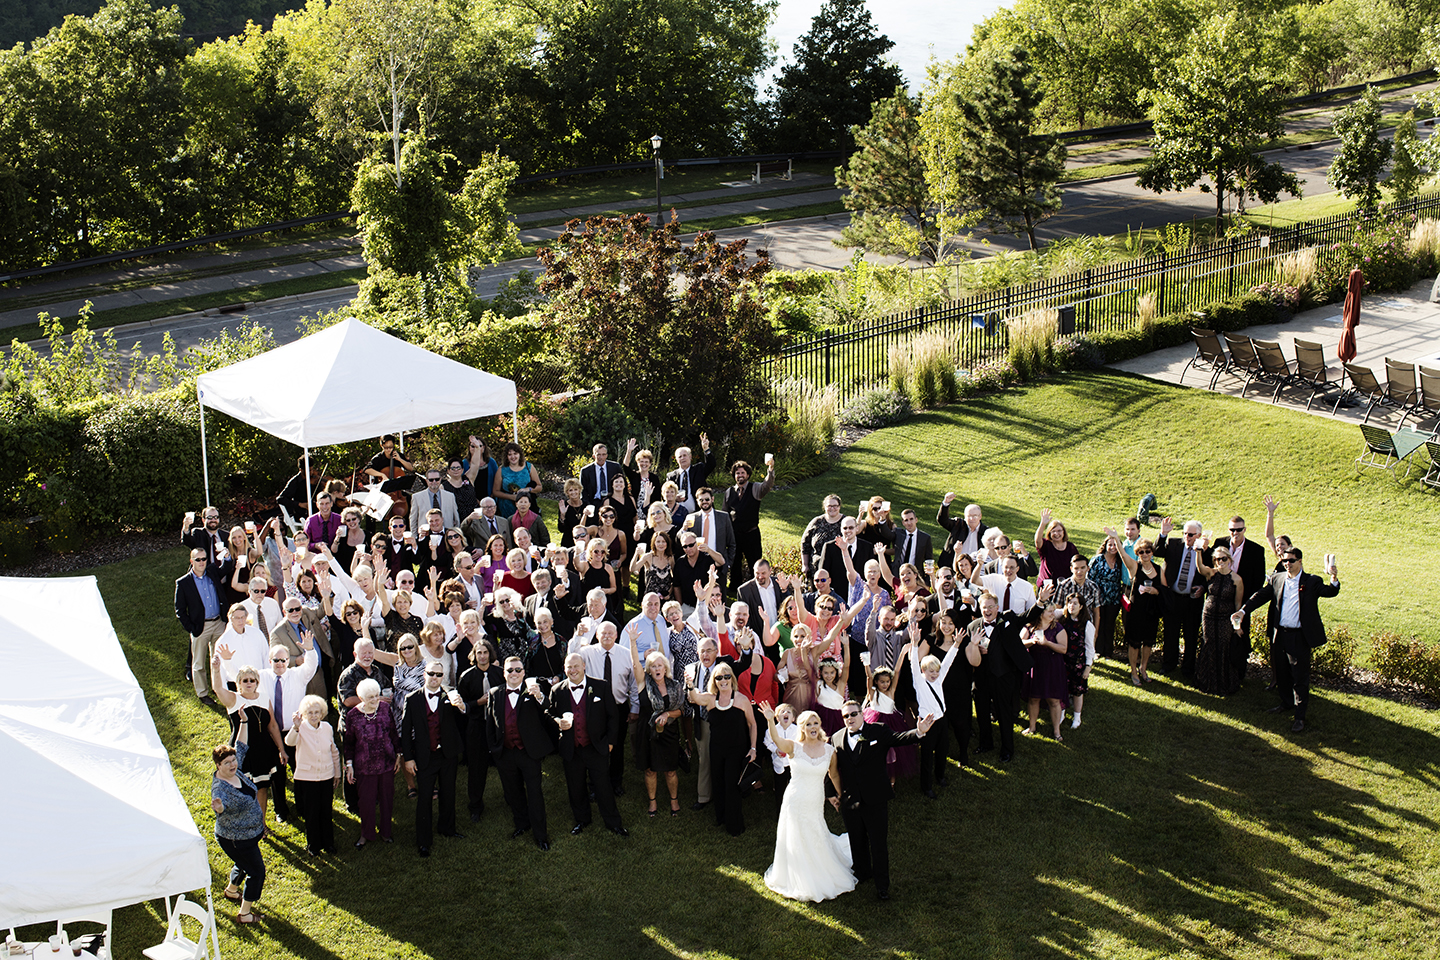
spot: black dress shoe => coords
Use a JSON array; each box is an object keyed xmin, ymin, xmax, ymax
[
  {"xmin": 877, "ymin": 890, "xmax": 891, "ymax": 901},
  {"xmin": 923, "ymin": 788, "xmax": 938, "ymax": 800},
  {"xmin": 1000, "ymin": 750, "xmax": 1014, "ymax": 762},
  {"xmin": 536, "ymin": 840, "xmax": 550, "ymax": 851},
  {"xmin": 612, "ymin": 785, "xmax": 625, "ymax": 797},
  {"xmin": 571, "ymin": 822, "xmax": 588, "ymax": 835},
  {"xmin": 440, "ymin": 831, "xmax": 465, "ymax": 839},
  {"xmin": 1267, "ymin": 704, "xmax": 1292, "ymax": 714},
  {"xmin": 199, "ymin": 695, "xmax": 219, "ymax": 708},
  {"xmin": 976, "ymin": 746, "xmax": 993, "ymax": 754},
  {"xmin": 934, "ymin": 776, "xmax": 949, "ymax": 787},
  {"xmin": 511, "ymin": 827, "xmax": 529, "ymax": 839},
  {"xmin": 608, "ymin": 825, "xmax": 630, "ymax": 837},
  {"xmin": 470, "ymin": 811, "xmax": 482, "ymax": 822},
  {"xmin": 690, "ymin": 800, "xmax": 709, "ymax": 810},
  {"xmin": 1290, "ymin": 719, "xmax": 1306, "ymax": 734},
  {"xmin": 418, "ymin": 846, "xmax": 430, "ymax": 857}
]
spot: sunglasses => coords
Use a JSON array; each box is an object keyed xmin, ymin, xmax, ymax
[
  {"xmin": 425, "ymin": 671, "xmax": 445, "ymax": 677},
  {"xmin": 427, "ymin": 478, "xmax": 442, "ymax": 483},
  {"xmin": 239, "ymin": 679, "xmax": 258, "ymax": 684},
  {"xmin": 399, "ymin": 645, "xmax": 417, "ymax": 651},
  {"xmin": 504, "ymin": 667, "xmax": 524, "ymax": 674},
  {"xmin": 271, "ymin": 656, "xmax": 288, "ymax": 663},
  {"xmin": 447, "ymin": 534, "xmax": 463, "ymax": 541},
  {"xmin": 284, "ymin": 607, "xmax": 301, "ymax": 613},
  {"xmin": 1136, "ymin": 549, "xmax": 1153, "ymax": 555},
  {"xmin": 1229, "ymin": 527, "xmax": 1245, "ymax": 533}
]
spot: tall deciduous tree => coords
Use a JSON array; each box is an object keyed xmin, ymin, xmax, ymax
[
  {"xmin": 1385, "ymin": 111, "xmax": 1430, "ymax": 202},
  {"xmin": 767, "ymin": 0, "xmax": 902, "ymax": 153},
  {"xmin": 1137, "ymin": 12, "xmax": 1300, "ymax": 231},
  {"xmin": 536, "ymin": 214, "xmax": 778, "ymax": 437},
  {"xmin": 1327, "ymin": 87, "xmax": 1391, "ymax": 212},
  {"xmin": 835, "ymin": 86, "xmax": 943, "ymax": 263},
  {"xmin": 925, "ymin": 47, "xmax": 1065, "ymax": 251}
]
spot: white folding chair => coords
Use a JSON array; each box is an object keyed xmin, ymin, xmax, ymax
[
  {"xmin": 143, "ymin": 895, "xmax": 219, "ymax": 960},
  {"xmin": 277, "ymin": 502, "xmax": 303, "ymax": 538}
]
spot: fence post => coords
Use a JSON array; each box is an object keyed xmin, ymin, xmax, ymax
[
  {"xmin": 824, "ymin": 331, "xmax": 832, "ymax": 386},
  {"xmin": 1227, "ymin": 237, "xmax": 1237, "ymax": 298},
  {"xmin": 1158, "ymin": 251, "xmax": 1167, "ymax": 316},
  {"xmin": 1084, "ymin": 268, "xmax": 1093, "ymax": 330}
]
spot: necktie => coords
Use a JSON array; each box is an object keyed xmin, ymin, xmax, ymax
[
  {"xmin": 597, "ymin": 464, "xmax": 606, "ymax": 495},
  {"xmin": 903, "ymin": 534, "xmax": 913, "ymax": 563},
  {"xmin": 651, "ymin": 617, "xmax": 662, "ymax": 656},
  {"xmin": 431, "ymin": 492, "xmax": 440, "ymax": 510},
  {"xmin": 1003, "ymin": 583, "xmax": 1011, "ymax": 613},
  {"xmin": 273, "ymin": 676, "xmax": 284, "ymax": 728},
  {"xmin": 489, "ymin": 518, "xmax": 497, "ymax": 535},
  {"xmin": 255, "ymin": 604, "xmax": 269, "ymax": 639},
  {"xmin": 1178, "ymin": 547, "xmax": 1193, "ymax": 593},
  {"xmin": 603, "ymin": 649, "xmax": 614, "ymax": 698}
]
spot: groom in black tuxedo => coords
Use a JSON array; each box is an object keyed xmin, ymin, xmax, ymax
[{"xmin": 829, "ymin": 700, "xmax": 935, "ymax": 900}]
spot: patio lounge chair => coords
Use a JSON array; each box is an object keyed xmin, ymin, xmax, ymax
[
  {"xmin": 1181, "ymin": 328, "xmax": 1229, "ymax": 389},
  {"xmin": 1292, "ymin": 338, "xmax": 1341, "ymax": 412}
]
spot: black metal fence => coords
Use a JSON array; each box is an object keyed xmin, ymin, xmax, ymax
[{"xmin": 762, "ymin": 194, "xmax": 1440, "ymax": 404}]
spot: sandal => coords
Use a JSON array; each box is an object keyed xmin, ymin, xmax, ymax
[
  {"xmin": 670, "ymin": 799, "xmax": 681, "ymax": 818},
  {"xmin": 407, "ymin": 788, "xmax": 418, "ymax": 799},
  {"xmin": 237, "ymin": 911, "xmax": 262, "ymax": 925},
  {"xmin": 648, "ymin": 799, "xmax": 658, "ymax": 819},
  {"xmin": 1131, "ymin": 671, "xmax": 1142, "ymax": 687},
  {"xmin": 223, "ymin": 887, "xmax": 242, "ymax": 902}
]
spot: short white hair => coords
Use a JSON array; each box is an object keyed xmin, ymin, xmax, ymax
[{"xmin": 356, "ymin": 678, "xmax": 381, "ymax": 699}]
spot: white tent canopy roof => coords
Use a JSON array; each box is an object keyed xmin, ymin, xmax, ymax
[
  {"xmin": 0, "ymin": 576, "xmax": 211, "ymax": 929},
  {"xmin": 196, "ymin": 317, "xmax": 518, "ymax": 448}
]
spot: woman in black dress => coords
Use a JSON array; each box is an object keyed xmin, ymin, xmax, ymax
[
  {"xmin": 688, "ymin": 664, "xmax": 758, "ymax": 836},
  {"xmin": 630, "ymin": 641, "xmax": 686, "ymax": 818},
  {"xmin": 1193, "ymin": 547, "xmax": 1245, "ymax": 695},
  {"xmin": 557, "ymin": 479, "xmax": 587, "ymax": 548},
  {"xmin": 1117, "ymin": 538, "xmax": 1166, "ymax": 686}
]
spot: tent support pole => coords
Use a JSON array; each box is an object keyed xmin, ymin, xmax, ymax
[
  {"xmin": 197, "ymin": 383, "xmax": 211, "ymax": 508},
  {"xmin": 512, "ymin": 406, "xmax": 519, "ymax": 444},
  {"xmin": 303, "ymin": 447, "xmax": 313, "ymax": 520}
]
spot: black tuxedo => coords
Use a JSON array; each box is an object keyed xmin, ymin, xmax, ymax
[
  {"xmin": 967, "ymin": 613, "xmax": 1031, "ymax": 760},
  {"xmin": 737, "ymin": 578, "xmax": 784, "ymax": 632},
  {"xmin": 486, "ymin": 683, "xmax": 557, "ymax": 843},
  {"xmin": 399, "ymin": 688, "xmax": 467, "ymax": 850},
  {"xmin": 548, "ymin": 678, "xmax": 624, "ymax": 830},
  {"xmin": 818, "ymin": 538, "xmax": 875, "ymax": 596},
  {"xmin": 666, "ymin": 448, "xmax": 716, "ymax": 508},
  {"xmin": 890, "ymin": 526, "xmax": 934, "ymax": 570},
  {"xmin": 832, "ymin": 722, "xmax": 923, "ymax": 897},
  {"xmin": 1242, "ymin": 570, "xmax": 1340, "ymax": 721},
  {"xmin": 581, "ymin": 461, "xmax": 618, "ymax": 504},
  {"xmin": 935, "ymin": 503, "xmax": 986, "ymax": 569},
  {"xmin": 526, "ymin": 588, "xmax": 575, "ymax": 638},
  {"xmin": 1156, "ymin": 533, "xmax": 1209, "ymax": 676},
  {"xmin": 181, "ymin": 522, "xmax": 226, "ymax": 564}
]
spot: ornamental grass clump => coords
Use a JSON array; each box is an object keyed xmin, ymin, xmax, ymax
[{"xmin": 1007, "ymin": 308, "xmax": 1058, "ymax": 382}]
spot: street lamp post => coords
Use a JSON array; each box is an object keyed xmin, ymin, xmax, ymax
[{"xmin": 651, "ymin": 134, "xmax": 663, "ymax": 226}]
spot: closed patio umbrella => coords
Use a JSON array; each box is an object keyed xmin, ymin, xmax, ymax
[{"xmin": 1338, "ymin": 267, "xmax": 1363, "ymax": 363}]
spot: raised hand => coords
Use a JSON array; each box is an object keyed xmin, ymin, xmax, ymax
[
  {"xmin": 216, "ymin": 644, "xmax": 234, "ymax": 661},
  {"xmin": 1160, "ymin": 516, "xmax": 1174, "ymax": 537},
  {"xmin": 1264, "ymin": 494, "xmax": 1278, "ymax": 515},
  {"xmin": 942, "ymin": 492, "xmax": 956, "ymax": 506}
]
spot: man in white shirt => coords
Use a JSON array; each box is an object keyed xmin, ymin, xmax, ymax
[
  {"xmin": 260, "ymin": 626, "xmax": 319, "ymax": 824},
  {"xmin": 576, "ymin": 622, "xmax": 638, "ymax": 795},
  {"xmin": 738, "ymin": 560, "xmax": 783, "ymax": 638},
  {"xmin": 974, "ymin": 557, "xmax": 1037, "ymax": 617},
  {"xmin": 890, "ymin": 509, "xmax": 934, "ymax": 570},
  {"xmin": 685, "ymin": 487, "xmax": 735, "ymax": 583},
  {"xmin": 215, "ymin": 605, "xmax": 270, "ymax": 683},
  {"xmin": 453, "ymin": 554, "xmax": 485, "ymax": 610},
  {"xmin": 239, "ymin": 576, "xmax": 283, "ymax": 642}
]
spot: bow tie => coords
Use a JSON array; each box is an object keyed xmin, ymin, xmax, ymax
[
  {"xmin": 570, "ymin": 685, "xmax": 585, "ymax": 695},
  {"xmin": 508, "ymin": 688, "xmax": 523, "ymax": 696}
]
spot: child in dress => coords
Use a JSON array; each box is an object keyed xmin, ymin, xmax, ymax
[{"xmin": 862, "ymin": 667, "xmax": 917, "ymax": 786}]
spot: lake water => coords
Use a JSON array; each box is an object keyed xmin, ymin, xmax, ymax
[{"xmin": 767, "ymin": 0, "xmax": 1010, "ymax": 89}]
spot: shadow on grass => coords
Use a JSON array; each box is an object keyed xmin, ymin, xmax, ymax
[{"xmin": 92, "ymin": 543, "xmax": 1440, "ymax": 959}]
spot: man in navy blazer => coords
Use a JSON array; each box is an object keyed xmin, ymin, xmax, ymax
[
  {"xmin": 549, "ymin": 653, "xmax": 628, "ymax": 837},
  {"xmin": 1237, "ymin": 546, "xmax": 1340, "ymax": 733},
  {"xmin": 174, "ymin": 548, "xmax": 231, "ymax": 703}
]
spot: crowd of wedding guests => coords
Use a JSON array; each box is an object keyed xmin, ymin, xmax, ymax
[{"xmin": 189, "ymin": 433, "xmax": 1339, "ymax": 921}]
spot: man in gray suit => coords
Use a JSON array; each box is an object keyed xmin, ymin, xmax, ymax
[
  {"xmin": 684, "ymin": 487, "xmax": 735, "ymax": 588},
  {"xmin": 410, "ymin": 470, "xmax": 459, "ymax": 535}
]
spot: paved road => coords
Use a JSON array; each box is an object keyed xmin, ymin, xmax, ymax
[{"xmin": 19, "ymin": 125, "xmax": 1434, "ymax": 358}]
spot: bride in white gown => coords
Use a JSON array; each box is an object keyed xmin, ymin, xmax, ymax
[{"xmin": 759, "ymin": 703, "xmax": 857, "ymax": 902}]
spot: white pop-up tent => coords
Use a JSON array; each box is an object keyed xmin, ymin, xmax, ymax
[
  {"xmin": 0, "ymin": 576, "xmax": 211, "ymax": 932},
  {"xmin": 195, "ymin": 317, "xmax": 519, "ymax": 508}
]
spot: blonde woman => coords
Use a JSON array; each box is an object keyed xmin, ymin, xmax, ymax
[{"xmin": 757, "ymin": 703, "xmax": 856, "ymax": 903}]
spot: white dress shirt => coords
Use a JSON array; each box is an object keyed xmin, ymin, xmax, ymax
[
  {"xmin": 978, "ymin": 572, "xmax": 1036, "ymax": 616},
  {"xmin": 261, "ymin": 646, "xmax": 320, "ymax": 731},
  {"xmin": 577, "ymin": 642, "xmax": 637, "ymax": 711},
  {"xmin": 909, "ymin": 640, "xmax": 960, "ymax": 718}
]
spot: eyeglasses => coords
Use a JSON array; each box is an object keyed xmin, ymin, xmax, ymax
[
  {"xmin": 1215, "ymin": 555, "xmax": 1231, "ymax": 562},
  {"xmin": 447, "ymin": 534, "xmax": 463, "ymax": 541},
  {"xmin": 249, "ymin": 587, "xmax": 265, "ymax": 593},
  {"xmin": 842, "ymin": 711, "xmax": 860, "ymax": 720},
  {"xmin": 427, "ymin": 477, "xmax": 442, "ymax": 483},
  {"xmin": 1229, "ymin": 527, "xmax": 1245, "ymax": 533},
  {"xmin": 271, "ymin": 656, "xmax": 288, "ymax": 663},
  {"xmin": 457, "ymin": 563, "xmax": 473, "ymax": 570},
  {"xmin": 284, "ymin": 607, "xmax": 301, "ymax": 613},
  {"xmin": 1136, "ymin": 549, "xmax": 1153, "ymax": 555},
  {"xmin": 814, "ymin": 576, "xmax": 830, "ymax": 583},
  {"xmin": 1283, "ymin": 557, "xmax": 1301, "ymax": 565},
  {"xmin": 399, "ymin": 644, "xmax": 417, "ymax": 651},
  {"xmin": 239, "ymin": 679, "xmax": 258, "ymax": 684},
  {"xmin": 424, "ymin": 670, "xmax": 445, "ymax": 677},
  {"xmin": 504, "ymin": 667, "xmax": 524, "ymax": 674}
]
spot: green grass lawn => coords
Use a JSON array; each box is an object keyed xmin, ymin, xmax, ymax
[
  {"xmin": 15, "ymin": 371, "xmax": 1440, "ymax": 959},
  {"xmin": 508, "ymin": 162, "xmax": 839, "ymax": 215}
]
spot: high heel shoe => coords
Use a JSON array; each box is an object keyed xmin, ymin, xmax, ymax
[
  {"xmin": 648, "ymin": 798, "xmax": 658, "ymax": 819},
  {"xmin": 670, "ymin": 799, "xmax": 681, "ymax": 818}
]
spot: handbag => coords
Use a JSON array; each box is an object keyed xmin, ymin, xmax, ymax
[{"xmin": 736, "ymin": 759, "xmax": 764, "ymax": 796}]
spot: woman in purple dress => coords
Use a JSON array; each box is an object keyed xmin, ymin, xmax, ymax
[
  {"xmin": 343, "ymin": 677, "xmax": 401, "ymax": 847},
  {"xmin": 1033, "ymin": 507, "xmax": 1079, "ymax": 587},
  {"xmin": 1020, "ymin": 602, "xmax": 1069, "ymax": 742}
]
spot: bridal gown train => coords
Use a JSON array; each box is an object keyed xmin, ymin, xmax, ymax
[{"xmin": 763, "ymin": 743, "xmax": 857, "ymax": 902}]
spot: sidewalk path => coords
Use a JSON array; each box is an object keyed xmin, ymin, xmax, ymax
[{"xmin": 1111, "ymin": 277, "xmax": 1440, "ymax": 431}]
